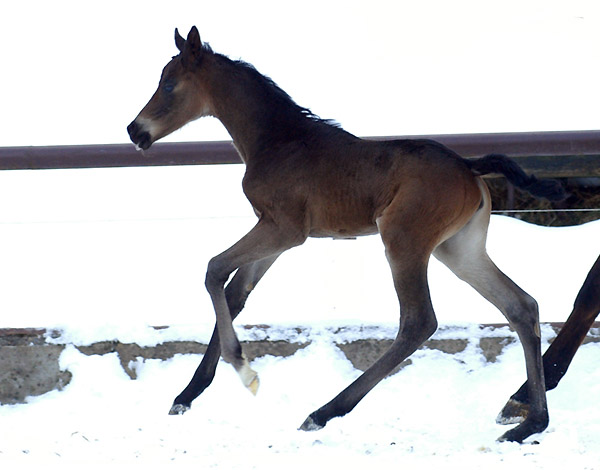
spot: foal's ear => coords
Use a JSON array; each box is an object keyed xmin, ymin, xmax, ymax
[
  {"xmin": 178, "ymin": 26, "xmax": 203, "ymax": 67},
  {"xmin": 186, "ymin": 26, "xmax": 202, "ymax": 53},
  {"xmin": 175, "ymin": 28, "xmax": 186, "ymax": 52}
]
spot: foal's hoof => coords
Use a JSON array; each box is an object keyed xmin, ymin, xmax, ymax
[
  {"xmin": 246, "ymin": 375, "xmax": 260, "ymax": 396},
  {"xmin": 169, "ymin": 403, "xmax": 191, "ymax": 415},
  {"xmin": 497, "ymin": 412, "xmax": 549, "ymax": 443},
  {"xmin": 298, "ymin": 414, "xmax": 324, "ymax": 432},
  {"xmin": 237, "ymin": 359, "xmax": 260, "ymax": 396},
  {"xmin": 496, "ymin": 398, "xmax": 529, "ymax": 425},
  {"xmin": 497, "ymin": 421, "xmax": 546, "ymax": 443}
]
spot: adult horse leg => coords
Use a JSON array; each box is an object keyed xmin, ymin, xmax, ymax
[
  {"xmin": 498, "ymin": 254, "xmax": 600, "ymax": 424},
  {"xmin": 433, "ymin": 192, "xmax": 548, "ymax": 442},
  {"xmin": 300, "ymin": 206, "xmax": 439, "ymax": 431},
  {"xmin": 170, "ymin": 255, "xmax": 279, "ymax": 415}
]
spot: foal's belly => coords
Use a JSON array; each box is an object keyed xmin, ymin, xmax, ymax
[
  {"xmin": 309, "ymin": 226, "xmax": 379, "ymax": 239},
  {"xmin": 307, "ymin": 213, "xmax": 379, "ymax": 239},
  {"xmin": 305, "ymin": 190, "xmax": 382, "ymax": 239}
]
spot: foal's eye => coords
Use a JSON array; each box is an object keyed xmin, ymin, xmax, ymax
[{"xmin": 163, "ymin": 80, "xmax": 176, "ymax": 93}]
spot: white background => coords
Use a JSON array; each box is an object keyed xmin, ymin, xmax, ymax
[{"xmin": 1, "ymin": 0, "xmax": 599, "ymax": 147}]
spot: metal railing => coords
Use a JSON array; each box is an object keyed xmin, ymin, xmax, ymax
[{"xmin": 1, "ymin": 130, "xmax": 599, "ymax": 178}]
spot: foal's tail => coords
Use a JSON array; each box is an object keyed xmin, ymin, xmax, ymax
[{"xmin": 466, "ymin": 154, "xmax": 567, "ymax": 201}]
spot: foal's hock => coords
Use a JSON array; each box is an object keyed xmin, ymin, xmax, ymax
[{"xmin": 128, "ymin": 26, "xmax": 565, "ymax": 443}]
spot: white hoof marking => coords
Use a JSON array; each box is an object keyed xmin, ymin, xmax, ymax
[{"xmin": 238, "ymin": 358, "xmax": 260, "ymax": 395}]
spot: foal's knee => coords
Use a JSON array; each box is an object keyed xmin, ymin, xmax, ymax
[{"xmin": 205, "ymin": 257, "xmax": 230, "ymax": 293}]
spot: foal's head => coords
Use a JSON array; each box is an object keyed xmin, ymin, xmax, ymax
[{"xmin": 127, "ymin": 26, "xmax": 213, "ymax": 150}]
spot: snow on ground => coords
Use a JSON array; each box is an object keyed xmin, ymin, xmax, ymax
[
  {"xmin": 0, "ymin": 165, "xmax": 599, "ymax": 467},
  {"xmin": 1, "ymin": 331, "xmax": 599, "ymax": 468}
]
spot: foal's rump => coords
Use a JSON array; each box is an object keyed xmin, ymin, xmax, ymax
[
  {"xmin": 375, "ymin": 138, "xmax": 566, "ymax": 260},
  {"xmin": 374, "ymin": 138, "xmax": 566, "ymax": 204}
]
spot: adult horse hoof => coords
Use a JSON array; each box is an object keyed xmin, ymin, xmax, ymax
[
  {"xmin": 496, "ymin": 398, "xmax": 528, "ymax": 425},
  {"xmin": 169, "ymin": 403, "xmax": 191, "ymax": 415},
  {"xmin": 298, "ymin": 414, "xmax": 324, "ymax": 432}
]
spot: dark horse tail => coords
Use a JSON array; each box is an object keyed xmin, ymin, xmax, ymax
[{"xmin": 466, "ymin": 153, "xmax": 567, "ymax": 201}]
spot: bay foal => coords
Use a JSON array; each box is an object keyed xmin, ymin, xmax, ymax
[{"xmin": 128, "ymin": 27, "xmax": 565, "ymax": 442}]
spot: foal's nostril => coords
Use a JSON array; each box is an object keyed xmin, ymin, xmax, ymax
[
  {"xmin": 127, "ymin": 119, "xmax": 153, "ymax": 150},
  {"xmin": 127, "ymin": 121, "xmax": 138, "ymax": 139}
]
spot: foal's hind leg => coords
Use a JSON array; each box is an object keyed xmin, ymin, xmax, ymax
[
  {"xmin": 498, "ymin": 254, "xmax": 600, "ymax": 423},
  {"xmin": 433, "ymin": 210, "xmax": 549, "ymax": 442},
  {"xmin": 170, "ymin": 255, "xmax": 279, "ymax": 415}
]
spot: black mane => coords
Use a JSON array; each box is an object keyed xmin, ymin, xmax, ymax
[
  {"xmin": 233, "ymin": 58, "xmax": 322, "ymax": 120},
  {"xmin": 210, "ymin": 47, "xmax": 345, "ymax": 133}
]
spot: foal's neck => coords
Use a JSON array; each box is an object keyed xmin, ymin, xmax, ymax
[{"xmin": 205, "ymin": 55, "xmax": 323, "ymax": 163}]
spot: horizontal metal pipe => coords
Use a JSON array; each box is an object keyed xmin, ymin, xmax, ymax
[
  {"xmin": 0, "ymin": 130, "xmax": 599, "ymax": 175},
  {"xmin": 0, "ymin": 141, "xmax": 242, "ymax": 170}
]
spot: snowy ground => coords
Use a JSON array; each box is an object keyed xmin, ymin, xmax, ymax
[
  {"xmin": 1, "ymin": 328, "xmax": 600, "ymax": 468},
  {"xmin": 0, "ymin": 165, "xmax": 599, "ymax": 468}
]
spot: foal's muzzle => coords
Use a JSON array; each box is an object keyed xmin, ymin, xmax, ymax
[{"xmin": 127, "ymin": 120, "xmax": 153, "ymax": 151}]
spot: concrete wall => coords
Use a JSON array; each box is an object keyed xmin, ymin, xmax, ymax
[{"xmin": 1, "ymin": 324, "xmax": 598, "ymax": 404}]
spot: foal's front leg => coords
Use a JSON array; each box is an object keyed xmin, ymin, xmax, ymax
[
  {"xmin": 204, "ymin": 219, "xmax": 306, "ymax": 394},
  {"xmin": 300, "ymin": 251, "xmax": 438, "ymax": 431},
  {"xmin": 170, "ymin": 255, "xmax": 279, "ymax": 414}
]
